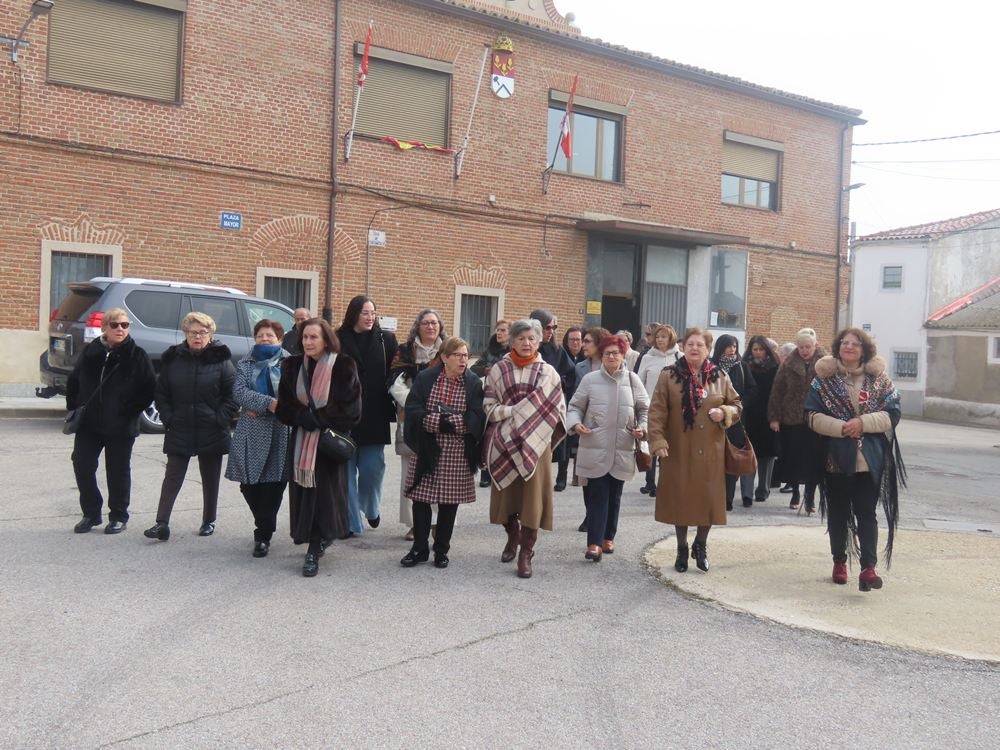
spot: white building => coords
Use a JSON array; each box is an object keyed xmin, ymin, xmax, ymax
[{"xmin": 849, "ymin": 208, "xmax": 1000, "ymax": 417}]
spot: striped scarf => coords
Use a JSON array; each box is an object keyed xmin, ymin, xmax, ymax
[{"xmin": 292, "ymin": 353, "xmax": 335, "ymax": 488}]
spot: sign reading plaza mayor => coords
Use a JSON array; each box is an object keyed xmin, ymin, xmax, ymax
[
  {"xmin": 220, "ymin": 212, "xmax": 242, "ymax": 230},
  {"xmin": 491, "ymin": 35, "xmax": 515, "ymax": 99}
]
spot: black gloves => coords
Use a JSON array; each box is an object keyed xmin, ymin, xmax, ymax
[
  {"xmin": 439, "ymin": 415, "xmax": 456, "ymax": 434},
  {"xmin": 297, "ymin": 409, "xmax": 320, "ymax": 431}
]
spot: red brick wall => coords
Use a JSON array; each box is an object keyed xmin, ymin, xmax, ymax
[{"xmin": 0, "ymin": 0, "xmax": 853, "ymax": 350}]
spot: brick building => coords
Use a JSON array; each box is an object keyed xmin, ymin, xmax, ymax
[{"xmin": 0, "ymin": 0, "xmax": 862, "ymax": 385}]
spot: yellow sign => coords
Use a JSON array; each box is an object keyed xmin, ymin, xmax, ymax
[{"xmin": 586, "ymin": 300, "xmax": 602, "ymax": 315}]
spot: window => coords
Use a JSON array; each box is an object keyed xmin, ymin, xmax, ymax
[
  {"xmin": 50, "ymin": 252, "xmax": 111, "ymax": 316},
  {"xmin": 893, "ymin": 351, "xmax": 919, "ymax": 380},
  {"xmin": 454, "ymin": 286, "xmax": 505, "ymax": 354},
  {"xmin": 256, "ymin": 269, "xmax": 318, "ymax": 316},
  {"xmin": 547, "ymin": 91, "xmax": 624, "ymax": 181},
  {"xmin": 47, "ymin": 0, "xmax": 185, "ymax": 103},
  {"xmin": 125, "ymin": 290, "xmax": 181, "ymax": 330},
  {"xmin": 882, "ymin": 265, "xmax": 903, "ymax": 290},
  {"xmin": 642, "ymin": 245, "xmax": 688, "ymax": 333},
  {"xmin": 190, "ymin": 297, "xmax": 240, "ymax": 337},
  {"xmin": 709, "ymin": 249, "xmax": 748, "ymax": 329},
  {"xmin": 354, "ymin": 46, "xmax": 451, "ymax": 147},
  {"xmin": 721, "ymin": 131, "xmax": 782, "ymax": 210},
  {"xmin": 244, "ymin": 301, "xmax": 294, "ymax": 337},
  {"xmin": 989, "ymin": 337, "xmax": 1000, "ymax": 365}
]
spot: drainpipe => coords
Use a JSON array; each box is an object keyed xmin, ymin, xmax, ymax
[
  {"xmin": 833, "ymin": 123, "xmax": 849, "ymax": 335},
  {"xmin": 324, "ymin": 0, "xmax": 342, "ymax": 324}
]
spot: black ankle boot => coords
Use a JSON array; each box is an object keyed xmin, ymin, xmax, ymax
[
  {"xmin": 674, "ymin": 544, "xmax": 689, "ymax": 573},
  {"xmin": 691, "ymin": 539, "xmax": 709, "ymax": 572}
]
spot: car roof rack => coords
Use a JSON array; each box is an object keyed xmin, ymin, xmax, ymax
[{"xmin": 88, "ymin": 277, "xmax": 248, "ymax": 296}]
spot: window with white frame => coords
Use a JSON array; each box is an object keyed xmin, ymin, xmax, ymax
[
  {"xmin": 882, "ymin": 265, "xmax": 903, "ymax": 290},
  {"xmin": 709, "ymin": 248, "xmax": 748, "ymax": 329},
  {"xmin": 256, "ymin": 268, "xmax": 318, "ymax": 315},
  {"xmin": 454, "ymin": 286, "xmax": 504, "ymax": 354},
  {"xmin": 721, "ymin": 131, "xmax": 782, "ymax": 211},
  {"xmin": 989, "ymin": 336, "xmax": 1000, "ymax": 365},
  {"xmin": 40, "ymin": 240, "xmax": 123, "ymax": 329},
  {"xmin": 893, "ymin": 350, "xmax": 919, "ymax": 380}
]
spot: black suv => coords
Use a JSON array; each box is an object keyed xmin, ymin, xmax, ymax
[{"xmin": 40, "ymin": 277, "xmax": 296, "ymax": 432}]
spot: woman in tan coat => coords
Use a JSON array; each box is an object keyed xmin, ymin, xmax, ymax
[{"xmin": 647, "ymin": 327, "xmax": 742, "ymax": 573}]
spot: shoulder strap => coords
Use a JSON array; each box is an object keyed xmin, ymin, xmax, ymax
[{"xmin": 79, "ymin": 361, "xmax": 121, "ymax": 410}]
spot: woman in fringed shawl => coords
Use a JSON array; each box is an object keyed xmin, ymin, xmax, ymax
[
  {"xmin": 276, "ymin": 319, "xmax": 362, "ymax": 577},
  {"xmin": 483, "ymin": 319, "xmax": 567, "ymax": 579},
  {"xmin": 388, "ymin": 308, "xmax": 447, "ymax": 540},
  {"xmin": 647, "ymin": 328, "xmax": 742, "ymax": 573},
  {"xmin": 806, "ymin": 328, "xmax": 905, "ymax": 592}
]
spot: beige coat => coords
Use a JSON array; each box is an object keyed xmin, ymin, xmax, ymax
[
  {"xmin": 647, "ymin": 366, "xmax": 742, "ymax": 526},
  {"xmin": 566, "ymin": 365, "xmax": 649, "ymax": 482}
]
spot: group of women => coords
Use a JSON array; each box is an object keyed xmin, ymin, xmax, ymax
[{"xmin": 68, "ymin": 305, "xmax": 903, "ymax": 590}]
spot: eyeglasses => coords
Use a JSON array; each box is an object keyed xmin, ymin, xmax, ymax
[
  {"xmin": 420, "ymin": 320, "xmax": 440, "ymax": 327},
  {"xmin": 544, "ymin": 324, "xmax": 558, "ymax": 331},
  {"xmin": 107, "ymin": 321, "xmax": 130, "ymax": 330},
  {"xmin": 602, "ymin": 351, "xmax": 621, "ymax": 359},
  {"xmin": 187, "ymin": 330, "xmax": 212, "ymax": 338},
  {"xmin": 583, "ymin": 338, "xmax": 594, "ymax": 344},
  {"xmin": 448, "ymin": 353, "xmax": 469, "ymax": 359}
]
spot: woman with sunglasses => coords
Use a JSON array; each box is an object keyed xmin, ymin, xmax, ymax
[
  {"xmin": 67, "ymin": 308, "xmax": 156, "ymax": 534},
  {"xmin": 145, "ymin": 312, "xmax": 237, "ymax": 541}
]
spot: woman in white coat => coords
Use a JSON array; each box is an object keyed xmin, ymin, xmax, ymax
[
  {"xmin": 634, "ymin": 324, "xmax": 680, "ymax": 495},
  {"xmin": 567, "ymin": 334, "xmax": 649, "ymax": 561}
]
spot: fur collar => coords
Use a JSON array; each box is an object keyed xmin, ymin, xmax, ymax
[
  {"xmin": 814, "ymin": 354, "xmax": 886, "ymax": 379},
  {"xmin": 162, "ymin": 340, "xmax": 231, "ymax": 365}
]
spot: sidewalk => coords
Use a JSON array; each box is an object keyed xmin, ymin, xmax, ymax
[
  {"xmin": 0, "ymin": 395, "xmax": 65, "ymax": 418},
  {"xmin": 645, "ymin": 525, "xmax": 1000, "ymax": 662}
]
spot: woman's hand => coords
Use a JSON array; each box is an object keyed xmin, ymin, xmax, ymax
[
  {"xmin": 628, "ymin": 426, "xmax": 645, "ymax": 439},
  {"xmin": 769, "ymin": 420, "xmax": 781, "ymax": 432},
  {"xmin": 574, "ymin": 423, "xmax": 593, "ymax": 436},
  {"xmin": 267, "ymin": 399, "xmax": 277, "ymax": 414},
  {"xmin": 655, "ymin": 447, "xmax": 669, "ymax": 458},
  {"xmin": 842, "ymin": 417, "xmax": 863, "ymax": 438},
  {"xmin": 708, "ymin": 407, "xmax": 724, "ymax": 423}
]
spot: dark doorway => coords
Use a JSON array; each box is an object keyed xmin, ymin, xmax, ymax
[{"xmin": 601, "ymin": 242, "xmax": 641, "ymax": 339}]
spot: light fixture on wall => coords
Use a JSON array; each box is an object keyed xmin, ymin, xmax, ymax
[{"xmin": 4, "ymin": 0, "xmax": 54, "ymax": 64}]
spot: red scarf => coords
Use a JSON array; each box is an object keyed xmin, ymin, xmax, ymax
[{"xmin": 509, "ymin": 349, "xmax": 536, "ymax": 368}]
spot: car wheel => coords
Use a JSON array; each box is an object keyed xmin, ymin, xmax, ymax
[{"xmin": 140, "ymin": 402, "xmax": 165, "ymax": 434}]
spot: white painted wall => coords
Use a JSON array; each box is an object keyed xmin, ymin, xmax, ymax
[
  {"xmin": 849, "ymin": 240, "xmax": 929, "ymax": 414},
  {"xmin": 927, "ymin": 221, "xmax": 1000, "ymax": 313}
]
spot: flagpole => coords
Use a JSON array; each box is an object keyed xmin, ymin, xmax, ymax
[
  {"xmin": 344, "ymin": 19, "xmax": 373, "ymax": 162},
  {"xmin": 543, "ymin": 74, "xmax": 577, "ymax": 194},
  {"xmin": 455, "ymin": 44, "xmax": 491, "ymax": 180}
]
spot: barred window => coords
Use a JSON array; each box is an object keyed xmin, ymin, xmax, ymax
[{"xmin": 893, "ymin": 351, "xmax": 918, "ymax": 380}]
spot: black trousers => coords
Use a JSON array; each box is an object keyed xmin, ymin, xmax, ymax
[
  {"xmin": 240, "ymin": 482, "xmax": 286, "ymax": 542},
  {"xmin": 583, "ymin": 473, "xmax": 623, "ymax": 547},
  {"xmin": 156, "ymin": 454, "xmax": 223, "ymax": 524},
  {"xmin": 412, "ymin": 502, "xmax": 459, "ymax": 555},
  {"xmin": 825, "ymin": 472, "xmax": 879, "ymax": 568},
  {"xmin": 72, "ymin": 430, "xmax": 136, "ymax": 523}
]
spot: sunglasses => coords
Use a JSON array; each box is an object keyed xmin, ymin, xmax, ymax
[
  {"xmin": 107, "ymin": 321, "xmax": 130, "ymax": 330},
  {"xmin": 544, "ymin": 324, "xmax": 558, "ymax": 331}
]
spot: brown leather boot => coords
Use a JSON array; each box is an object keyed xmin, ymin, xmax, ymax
[
  {"xmin": 517, "ymin": 527, "xmax": 537, "ymax": 578},
  {"xmin": 501, "ymin": 514, "xmax": 520, "ymax": 563}
]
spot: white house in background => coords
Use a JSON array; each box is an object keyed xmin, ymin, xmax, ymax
[{"xmin": 849, "ymin": 208, "xmax": 1000, "ymax": 418}]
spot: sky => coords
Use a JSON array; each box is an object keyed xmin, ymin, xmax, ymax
[{"xmin": 560, "ymin": 0, "xmax": 1000, "ymax": 237}]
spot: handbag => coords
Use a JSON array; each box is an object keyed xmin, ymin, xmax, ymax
[
  {"xmin": 63, "ymin": 362, "xmax": 120, "ymax": 435},
  {"xmin": 725, "ymin": 433, "xmax": 758, "ymax": 476},
  {"xmin": 303, "ymin": 358, "xmax": 356, "ymax": 464},
  {"xmin": 626, "ymin": 373, "xmax": 652, "ymax": 472}
]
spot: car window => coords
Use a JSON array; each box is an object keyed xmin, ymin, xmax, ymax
[
  {"xmin": 191, "ymin": 297, "xmax": 242, "ymax": 336},
  {"xmin": 54, "ymin": 287, "xmax": 102, "ymax": 321},
  {"xmin": 125, "ymin": 290, "xmax": 182, "ymax": 330},
  {"xmin": 245, "ymin": 300, "xmax": 294, "ymax": 336}
]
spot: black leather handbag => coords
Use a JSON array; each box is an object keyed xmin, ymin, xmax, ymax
[
  {"xmin": 304, "ymin": 366, "xmax": 356, "ymax": 463},
  {"xmin": 63, "ymin": 363, "xmax": 120, "ymax": 435}
]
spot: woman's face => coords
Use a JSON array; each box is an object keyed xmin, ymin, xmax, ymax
[
  {"xmin": 255, "ymin": 327, "xmax": 278, "ymax": 345},
  {"xmin": 418, "ymin": 314, "xmax": 441, "ymax": 344},
  {"xmin": 838, "ymin": 334, "xmax": 863, "ymax": 367},
  {"xmin": 185, "ymin": 323, "xmax": 212, "ymax": 351},
  {"xmin": 513, "ymin": 330, "xmax": 539, "ymax": 358},
  {"xmin": 797, "ymin": 340, "xmax": 816, "ymax": 360},
  {"xmin": 103, "ymin": 315, "xmax": 131, "ymax": 348},
  {"xmin": 655, "ymin": 331, "xmax": 672, "ymax": 352},
  {"xmin": 683, "ymin": 335, "xmax": 709, "ymax": 368},
  {"xmin": 581, "ymin": 332, "xmax": 597, "ymax": 360},
  {"xmin": 542, "ymin": 319, "xmax": 558, "ymax": 344},
  {"xmin": 301, "ymin": 324, "xmax": 326, "ymax": 359},
  {"xmin": 601, "ymin": 347, "xmax": 623, "ymax": 374},
  {"xmin": 724, "ymin": 343, "xmax": 738, "ymax": 357},
  {"xmin": 354, "ymin": 301, "xmax": 377, "ymax": 333},
  {"xmin": 751, "ymin": 343, "xmax": 766, "ymax": 360},
  {"xmin": 495, "ymin": 323, "xmax": 509, "ymax": 345},
  {"xmin": 566, "ymin": 330, "xmax": 582, "ymax": 357},
  {"xmin": 443, "ymin": 346, "xmax": 469, "ymax": 378}
]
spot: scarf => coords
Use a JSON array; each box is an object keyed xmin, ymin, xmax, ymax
[
  {"xmin": 390, "ymin": 338, "xmax": 441, "ymax": 383},
  {"xmin": 509, "ymin": 348, "xmax": 536, "ymax": 368},
  {"xmin": 806, "ymin": 360, "xmax": 906, "ymax": 565},
  {"xmin": 292, "ymin": 353, "xmax": 335, "ymax": 488},
  {"xmin": 716, "ymin": 354, "xmax": 740, "ymax": 374},
  {"xmin": 669, "ymin": 357, "xmax": 721, "ymax": 431},
  {"xmin": 748, "ymin": 355, "xmax": 777, "ymax": 373},
  {"xmin": 251, "ymin": 343, "xmax": 283, "ymax": 396}
]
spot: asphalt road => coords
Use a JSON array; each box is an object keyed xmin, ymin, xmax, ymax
[{"xmin": 1, "ymin": 416, "xmax": 998, "ymax": 749}]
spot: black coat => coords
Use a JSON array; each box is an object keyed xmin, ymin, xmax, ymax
[
  {"xmin": 743, "ymin": 360, "xmax": 780, "ymax": 458},
  {"xmin": 720, "ymin": 360, "xmax": 757, "ymax": 448},
  {"xmin": 403, "ymin": 365, "xmax": 486, "ymax": 489},
  {"xmin": 337, "ymin": 326, "xmax": 398, "ymax": 445},
  {"xmin": 155, "ymin": 341, "xmax": 237, "ymax": 456},
  {"xmin": 66, "ymin": 336, "xmax": 156, "ymax": 438},
  {"xmin": 470, "ymin": 335, "xmax": 509, "ymax": 378}
]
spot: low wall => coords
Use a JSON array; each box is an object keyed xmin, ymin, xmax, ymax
[{"xmin": 923, "ymin": 397, "xmax": 1000, "ymax": 429}]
